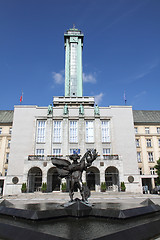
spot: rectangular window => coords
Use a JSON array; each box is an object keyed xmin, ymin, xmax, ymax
[
  {"xmin": 8, "ymin": 140, "xmax": 11, "ymax": 148},
  {"xmin": 150, "ymin": 168, "xmax": 155, "ymax": 175},
  {"xmin": 145, "ymin": 127, "xmax": 150, "ymax": 134},
  {"xmin": 0, "ymin": 128, "xmax": 2, "ymax": 134},
  {"xmin": 137, "ymin": 152, "xmax": 141, "ymax": 162},
  {"xmin": 136, "ymin": 139, "xmax": 140, "ymax": 147},
  {"xmin": 148, "ymin": 152, "xmax": 154, "ymax": 162},
  {"xmin": 37, "ymin": 121, "xmax": 46, "ymax": 143},
  {"xmin": 6, "ymin": 153, "xmax": 9, "ymax": 164},
  {"xmin": 86, "ymin": 121, "xmax": 94, "ymax": 142},
  {"xmin": 53, "ymin": 121, "xmax": 62, "ymax": 142},
  {"xmin": 36, "ymin": 149, "xmax": 44, "ymax": 155},
  {"xmin": 103, "ymin": 148, "xmax": 110, "ymax": 159},
  {"xmin": 146, "ymin": 139, "xmax": 152, "ymax": 147},
  {"xmin": 139, "ymin": 168, "xmax": 142, "ymax": 175},
  {"xmin": 157, "ymin": 127, "xmax": 160, "ymax": 134},
  {"xmin": 134, "ymin": 127, "xmax": 138, "ymax": 134},
  {"xmin": 70, "ymin": 121, "xmax": 78, "ymax": 143},
  {"xmin": 101, "ymin": 121, "xmax": 110, "ymax": 142},
  {"xmin": 9, "ymin": 128, "xmax": 12, "ymax": 134},
  {"xmin": 53, "ymin": 148, "xmax": 61, "ymax": 156},
  {"xmin": 70, "ymin": 149, "xmax": 80, "ymax": 155},
  {"xmin": 158, "ymin": 139, "xmax": 160, "ymax": 147}
]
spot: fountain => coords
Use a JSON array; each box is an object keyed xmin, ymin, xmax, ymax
[{"xmin": 0, "ymin": 150, "xmax": 160, "ymax": 239}]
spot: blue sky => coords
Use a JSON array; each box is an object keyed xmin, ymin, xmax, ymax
[{"xmin": 0, "ymin": 0, "xmax": 160, "ymax": 110}]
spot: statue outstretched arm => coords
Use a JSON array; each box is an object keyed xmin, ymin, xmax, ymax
[{"xmin": 80, "ymin": 149, "xmax": 98, "ymax": 168}]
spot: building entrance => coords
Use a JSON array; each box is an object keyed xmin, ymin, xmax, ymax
[
  {"xmin": 142, "ymin": 178, "xmax": 152, "ymax": 193},
  {"xmin": 28, "ymin": 167, "xmax": 42, "ymax": 192},
  {"xmin": 86, "ymin": 167, "xmax": 100, "ymax": 191},
  {"xmin": 0, "ymin": 180, "xmax": 4, "ymax": 195},
  {"xmin": 47, "ymin": 167, "xmax": 61, "ymax": 192},
  {"xmin": 105, "ymin": 166, "xmax": 119, "ymax": 191}
]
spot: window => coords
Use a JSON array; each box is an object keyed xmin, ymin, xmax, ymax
[
  {"xmin": 157, "ymin": 127, "xmax": 160, "ymax": 134},
  {"xmin": 70, "ymin": 121, "xmax": 78, "ymax": 143},
  {"xmin": 8, "ymin": 140, "xmax": 11, "ymax": 148},
  {"xmin": 148, "ymin": 152, "xmax": 154, "ymax": 162},
  {"xmin": 146, "ymin": 139, "xmax": 152, "ymax": 147},
  {"xmin": 86, "ymin": 121, "xmax": 94, "ymax": 142},
  {"xmin": 37, "ymin": 121, "xmax": 46, "ymax": 143},
  {"xmin": 150, "ymin": 168, "xmax": 155, "ymax": 175},
  {"xmin": 53, "ymin": 149, "xmax": 61, "ymax": 156},
  {"xmin": 134, "ymin": 127, "xmax": 138, "ymax": 134},
  {"xmin": 139, "ymin": 168, "xmax": 142, "ymax": 175},
  {"xmin": 6, "ymin": 153, "xmax": 9, "ymax": 164},
  {"xmin": 101, "ymin": 121, "xmax": 110, "ymax": 142},
  {"xmin": 145, "ymin": 127, "xmax": 150, "ymax": 134},
  {"xmin": 137, "ymin": 152, "xmax": 141, "ymax": 162},
  {"xmin": 70, "ymin": 149, "xmax": 80, "ymax": 155},
  {"xmin": 103, "ymin": 148, "xmax": 110, "ymax": 159},
  {"xmin": 136, "ymin": 139, "xmax": 140, "ymax": 147},
  {"xmin": 0, "ymin": 128, "xmax": 2, "ymax": 134},
  {"xmin": 36, "ymin": 149, "xmax": 44, "ymax": 155},
  {"xmin": 158, "ymin": 139, "xmax": 160, "ymax": 147},
  {"xmin": 53, "ymin": 121, "xmax": 62, "ymax": 142},
  {"xmin": 9, "ymin": 128, "xmax": 12, "ymax": 134}
]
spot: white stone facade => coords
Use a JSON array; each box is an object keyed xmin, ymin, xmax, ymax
[{"xmin": 4, "ymin": 103, "xmax": 141, "ymax": 195}]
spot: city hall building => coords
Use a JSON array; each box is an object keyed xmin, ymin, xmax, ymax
[{"xmin": 4, "ymin": 27, "xmax": 141, "ymax": 195}]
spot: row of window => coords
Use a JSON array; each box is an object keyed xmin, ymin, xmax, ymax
[
  {"xmin": 0, "ymin": 128, "xmax": 12, "ymax": 135},
  {"xmin": 135, "ymin": 127, "xmax": 160, "ymax": 134},
  {"xmin": 136, "ymin": 138, "xmax": 160, "ymax": 148},
  {"xmin": 139, "ymin": 167, "xmax": 155, "ymax": 175},
  {"xmin": 36, "ymin": 148, "xmax": 111, "ymax": 157},
  {"xmin": 137, "ymin": 152, "xmax": 154, "ymax": 162},
  {"xmin": 37, "ymin": 120, "xmax": 110, "ymax": 143}
]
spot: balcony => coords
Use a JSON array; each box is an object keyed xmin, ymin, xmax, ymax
[
  {"xmin": 103, "ymin": 155, "xmax": 119, "ymax": 160},
  {"xmin": 28, "ymin": 155, "xmax": 45, "ymax": 161},
  {"xmin": 28, "ymin": 155, "xmax": 63, "ymax": 161}
]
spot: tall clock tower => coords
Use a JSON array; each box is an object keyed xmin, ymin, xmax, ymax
[{"xmin": 64, "ymin": 26, "xmax": 84, "ymax": 97}]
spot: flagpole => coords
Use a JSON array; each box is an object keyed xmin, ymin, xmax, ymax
[{"xmin": 124, "ymin": 90, "xmax": 127, "ymax": 105}]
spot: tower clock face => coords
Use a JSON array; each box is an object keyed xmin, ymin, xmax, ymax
[{"xmin": 70, "ymin": 37, "xmax": 78, "ymax": 43}]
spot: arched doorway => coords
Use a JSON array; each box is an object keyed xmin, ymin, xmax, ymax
[
  {"xmin": 28, "ymin": 167, "xmax": 42, "ymax": 192},
  {"xmin": 47, "ymin": 167, "xmax": 61, "ymax": 192},
  {"xmin": 86, "ymin": 167, "xmax": 100, "ymax": 191},
  {"xmin": 105, "ymin": 166, "xmax": 119, "ymax": 191}
]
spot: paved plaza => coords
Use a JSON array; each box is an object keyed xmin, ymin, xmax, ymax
[{"xmin": 1, "ymin": 191, "xmax": 160, "ymax": 206}]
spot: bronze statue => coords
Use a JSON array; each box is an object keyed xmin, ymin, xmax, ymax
[
  {"xmin": 52, "ymin": 149, "xmax": 98, "ymax": 202},
  {"xmin": 47, "ymin": 104, "xmax": 53, "ymax": 115}
]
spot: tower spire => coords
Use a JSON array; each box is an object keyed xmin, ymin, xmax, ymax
[{"xmin": 64, "ymin": 27, "xmax": 84, "ymax": 97}]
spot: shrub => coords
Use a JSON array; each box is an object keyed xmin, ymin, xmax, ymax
[
  {"xmin": 21, "ymin": 183, "xmax": 27, "ymax": 193},
  {"xmin": 101, "ymin": 182, "xmax": 106, "ymax": 192},
  {"xmin": 121, "ymin": 182, "xmax": 126, "ymax": 192},
  {"xmin": 61, "ymin": 182, "xmax": 67, "ymax": 192},
  {"xmin": 41, "ymin": 182, "xmax": 47, "ymax": 193}
]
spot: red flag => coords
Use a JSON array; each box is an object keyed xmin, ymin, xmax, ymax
[
  {"xmin": 20, "ymin": 90, "xmax": 23, "ymax": 103},
  {"xmin": 20, "ymin": 95, "xmax": 22, "ymax": 102}
]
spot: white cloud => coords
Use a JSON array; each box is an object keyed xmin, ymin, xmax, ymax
[
  {"xmin": 83, "ymin": 73, "xmax": 96, "ymax": 83},
  {"xmin": 52, "ymin": 70, "xmax": 64, "ymax": 84},
  {"xmin": 134, "ymin": 91, "xmax": 147, "ymax": 99},
  {"xmin": 95, "ymin": 92, "xmax": 104, "ymax": 105}
]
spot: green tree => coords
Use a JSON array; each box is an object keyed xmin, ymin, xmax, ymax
[{"xmin": 154, "ymin": 158, "xmax": 160, "ymax": 185}]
